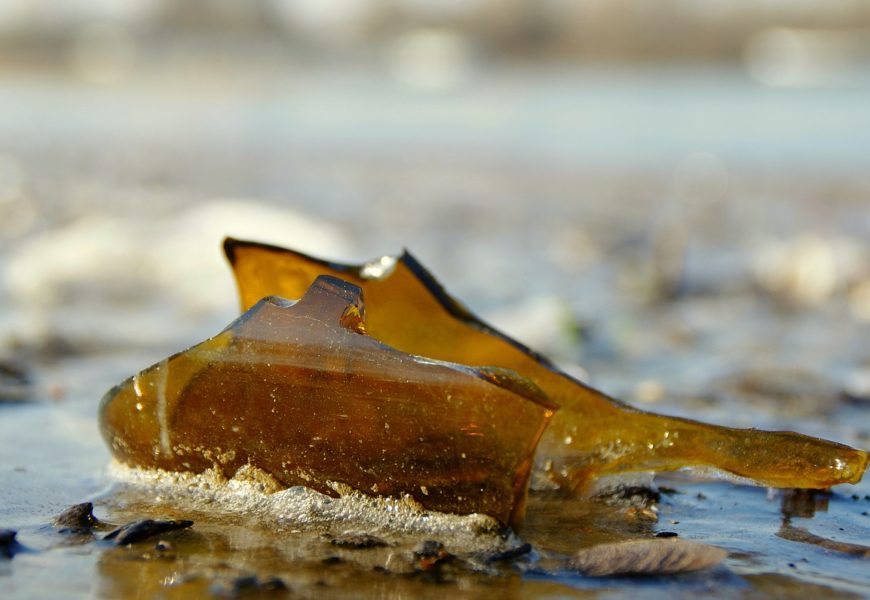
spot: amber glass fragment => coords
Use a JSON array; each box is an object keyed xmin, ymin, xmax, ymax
[
  {"xmin": 224, "ymin": 238, "xmax": 868, "ymax": 491},
  {"xmin": 100, "ymin": 276, "xmax": 555, "ymax": 527}
]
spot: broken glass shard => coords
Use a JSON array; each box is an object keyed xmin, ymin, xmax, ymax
[
  {"xmin": 223, "ymin": 238, "xmax": 868, "ymax": 491},
  {"xmin": 100, "ymin": 276, "xmax": 555, "ymax": 527}
]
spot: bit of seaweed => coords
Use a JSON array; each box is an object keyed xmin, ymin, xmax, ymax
[
  {"xmin": 223, "ymin": 238, "xmax": 868, "ymax": 492},
  {"xmin": 103, "ymin": 519, "xmax": 193, "ymax": 545}
]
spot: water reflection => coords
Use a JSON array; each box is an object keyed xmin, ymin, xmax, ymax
[
  {"xmin": 93, "ymin": 521, "xmax": 537, "ymax": 599},
  {"xmin": 91, "ymin": 479, "xmax": 665, "ymax": 597},
  {"xmin": 780, "ymin": 488, "xmax": 829, "ymax": 519},
  {"xmin": 778, "ymin": 489, "xmax": 870, "ymax": 558}
]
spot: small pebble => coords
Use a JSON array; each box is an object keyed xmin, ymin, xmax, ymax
[
  {"xmin": 414, "ymin": 540, "xmax": 446, "ymax": 558},
  {"xmin": 596, "ymin": 485, "xmax": 661, "ymax": 507},
  {"xmin": 54, "ymin": 502, "xmax": 99, "ymax": 534},
  {"xmin": 624, "ymin": 507, "xmax": 658, "ymax": 522},
  {"xmin": 253, "ymin": 577, "xmax": 287, "ymax": 592},
  {"xmin": 413, "ymin": 540, "xmax": 454, "ymax": 570}
]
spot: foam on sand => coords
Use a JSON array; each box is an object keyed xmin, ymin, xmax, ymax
[{"xmin": 107, "ymin": 461, "xmax": 507, "ymax": 548}]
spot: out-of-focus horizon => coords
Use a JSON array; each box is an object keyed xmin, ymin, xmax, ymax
[
  {"xmin": 2, "ymin": 1, "xmax": 869, "ymax": 172},
  {"xmin": 2, "ymin": 0, "xmax": 870, "ymax": 72}
]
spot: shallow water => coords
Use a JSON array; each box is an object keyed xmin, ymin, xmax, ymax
[{"xmin": 1, "ymin": 63, "xmax": 870, "ymax": 597}]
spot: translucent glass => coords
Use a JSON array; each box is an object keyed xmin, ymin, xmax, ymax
[
  {"xmin": 100, "ymin": 276, "xmax": 555, "ymax": 527},
  {"xmin": 224, "ymin": 238, "xmax": 868, "ymax": 491}
]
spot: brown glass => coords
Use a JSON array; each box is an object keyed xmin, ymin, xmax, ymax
[
  {"xmin": 224, "ymin": 238, "xmax": 868, "ymax": 491},
  {"xmin": 99, "ymin": 276, "xmax": 555, "ymax": 527}
]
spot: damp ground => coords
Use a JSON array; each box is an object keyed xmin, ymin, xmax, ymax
[{"xmin": 1, "ymin": 58, "xmax": 870, "ymax": 598}]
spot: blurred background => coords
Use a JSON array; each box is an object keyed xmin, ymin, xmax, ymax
[{"xmin": 1, "ymin": 0, "xmax": 870, "ymax": 431}]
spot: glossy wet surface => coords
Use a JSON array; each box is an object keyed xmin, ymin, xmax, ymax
[{"xmin": 2, "ymin": 60, "xmax": 870, "ymax": 598}]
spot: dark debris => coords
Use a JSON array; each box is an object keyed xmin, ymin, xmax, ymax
[
  {"xmin": 484, "ymin": 542, "xmax": 533, "ymax": 563},
  {"xmin": 329, "ymin": 533, "xmax": 388, "ymax": 549},
  {"xmin": 0, "ymin": 360, "xmax": 32, "ymax": 403},
  {"xmin": 1, "ymin": 529, "xmax": 22, "ymax": 559},
  {"xmin": 595, "ymin": 485, "xmax": 661, "ymax": 508},
  {"xmin": 103, "ymin": 519, "xmax": 193, "ymax": 545},
  {"xmin": 54, "ymin": 502, "xmax": 100, "ymax": 534},
  {"xmin": 210, "ymin": 575, "xmax": 289, "ymax": 598},
  {"xmin": 413, "ymin": 540, "xmax": 455, "ymax": 571}
]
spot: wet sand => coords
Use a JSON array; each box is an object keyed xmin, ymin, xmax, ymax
[{"xmin": 1, "ymin": 64, "xmax": 869, "ymax": 597}]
